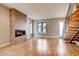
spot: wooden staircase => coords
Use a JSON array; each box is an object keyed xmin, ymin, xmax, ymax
[{"xmin": 64, "ymin": 4, "xmax": 79, "ymax": 43}]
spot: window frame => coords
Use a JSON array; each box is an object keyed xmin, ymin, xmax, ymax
[{"xmin": 37, "ymin": 22, "xmax": 47, "ymax": 33}]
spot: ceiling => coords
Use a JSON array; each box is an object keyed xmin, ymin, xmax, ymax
[{"xmin": 2, "ymin": 3, "xmax": 69, "ymax": 20}]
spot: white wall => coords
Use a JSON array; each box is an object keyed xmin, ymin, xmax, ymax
[
  {"xmin": 33, "ymin": 18, "xmax": 65, "ymax": 38},
  {"xmin": 15, "ymin": 15, "xmax": 27, "ymax": 30},
  {"xmin": 26, "ymin": 17, "xmax": 32, "ymax": 39}
]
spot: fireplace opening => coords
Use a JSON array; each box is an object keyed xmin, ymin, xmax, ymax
[{"xmin": 15, "ymin": 30, "xmax": 25, "ymax": 37}]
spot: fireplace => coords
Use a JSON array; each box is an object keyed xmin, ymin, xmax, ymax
[{"xmin": 15, "ymin": 30, "xmax": 25, "ymax": 37}]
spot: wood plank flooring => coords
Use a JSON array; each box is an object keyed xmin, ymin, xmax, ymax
[{"xmin": 0, "ymin": 38, "xmax": 79, "ymax": 56}]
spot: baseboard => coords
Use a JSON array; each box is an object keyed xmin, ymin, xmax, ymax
[
  {"xmin": 0, "ymin": 43, "xmax": 11, "ymax": 48},
  {"xmin": 34, "ymin": 36, "xmax": 60, "ymax": 39}
]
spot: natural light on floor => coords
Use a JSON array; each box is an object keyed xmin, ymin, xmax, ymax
[{"xmin": 37, "ymin": 39, "xmax": 48, "ymax": 52}]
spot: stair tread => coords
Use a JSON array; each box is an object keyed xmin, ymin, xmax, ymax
[{"xmin": 65, "ymin": 4, "xmax": 79, "ymax": 42}]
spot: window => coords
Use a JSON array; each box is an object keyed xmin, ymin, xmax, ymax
[
  {"xmin": 37, "ymin": 22, "xmax": 46, "ymax": 33},
  {"xmin": 30, "ymin": 21, "xmax": 32, "ymax": 34},
  {"xmin": 59, "ymin": 22, "xmax": 64, "ymax": 37}
]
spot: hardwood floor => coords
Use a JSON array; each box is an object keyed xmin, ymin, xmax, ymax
[{"xmin": 0, "ymin": 38, "xmax": 79, "ymax": 56}]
